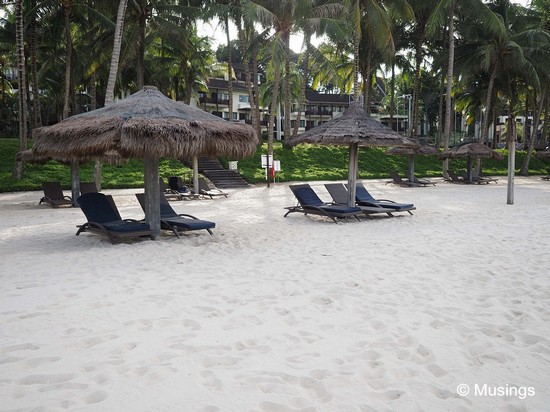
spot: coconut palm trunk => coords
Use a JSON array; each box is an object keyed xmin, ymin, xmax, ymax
[
  {"xmin": 267, "ymin": 68, "xmax": 282, "ymax": 187},
  {"xmin": 99, "ymin": 0, "xmax": 128, "ymax": 189},
  {"xmin": 29, "ymin": 0, "xmax": 41, "ymax": 129},
  {"xmin": 283, "ymin": 30, "xmax": 291, "ymax": 139},
  {"xmin": 13, "ymin": 0, "xmax": 27, "ymax": 179},
  {"xmin": 442, "ymin": 0, "xmax": 455, "ymax": 177},
  {"xmin": 105, "ymin": 0, "xmax": 128, "ymax": 105},
  {"xmin": 225, "ymin": 15, "xmax": 234, "ymax": 122},
  {"xmin": 62, "ymin": 0, "xmax": 72, "ymax": 120}
]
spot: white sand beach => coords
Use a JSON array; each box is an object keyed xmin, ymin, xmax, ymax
[{"xmin": 1, "ymin": 177, "xmax": 549, "ymax": 411}]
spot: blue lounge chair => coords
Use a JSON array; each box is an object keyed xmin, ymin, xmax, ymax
[
  {"xmin": 353, "ymin": 183, "xmax": 416, "ymax": 215},
  {"xmin": 76, "ymin": 193, "xmax": 154, "ymax": 243},
  {"xmin": 324, "ymin": 183, "xmax": 396, "ymax": 218},
  {"xmin": 135, "ymin": 192, "xmax": 215, "ymax": 237},
  {"xmin": 284, "ymin": 184, "xmax": 363, "ymax": 223}
]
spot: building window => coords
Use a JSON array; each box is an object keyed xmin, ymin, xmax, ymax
[
  {"xmin": 239, "ymin": 95, "xmax": 249, "ymax": 103},
  {"xmin": 300, "ymin": 120, "xmax": 305, "ymax": 128},
  {"xmin": 232, "ymin": 112, "xmax": 238, "ymax": 120}
]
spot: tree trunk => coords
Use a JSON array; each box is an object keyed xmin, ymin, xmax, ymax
[
  {"xmin": 29, "ymin": 0, "xmax": 41, "ymax": 129},
  {"xmin": 507, "ymin": 104, "xmax": 516, "ymax": 205},
  {"xmin": 442, "ymin": 1, "xmax": 455, "ymax": 178},
  {"xmin": 293, "ymin": 38, "xmax": 310, "ymax": 137},
  {"xmin": 105, "ymin": 0, "xmax": 128, "ymax": 105},
  {"xmin": 283, "ymin": 30, "xmax": 291, "ymax": 139},
  {"xmin": 353, "ymin": 0, "xmax": 360, "ymax": 103},
  {"xmin": 520, "ymin": 90, "xmax": 546, "ymax": 175},
  {"xmin": 62, "ymin": 0, "xmax": 72, "ymax": 120},
  {"xmin": 137, "ymin": 0, "xmax": 146, "ymax": 89},
  {"xmin": 252, "ymin": 45, "xmax": 261, "ymax": 139},
  {"xmin": 267, "ymin": 68, "xmax": 282, "ymax": 187},
  {"xmin": 225, "ymin": 15, "xmax": 233, "ymax": 123},
  {"xmin": 389, "ymin": 60, "xmax": 395, "ymax": 132},
  {"xmin": 362, "ymin": 48, "xmax": 373, "ymax": 114},
  {"xmin": 412, "ymin": 26, "xmax": 426, "ymax": 137},
  {"xmin": 13, "ymin": 0, "xmax": 27, "ymax": 179}
]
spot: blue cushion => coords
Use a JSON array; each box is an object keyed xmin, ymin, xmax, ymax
[
  {"xmin": 102, "ymin": 220, "xmax": 151, "ymax": 233},
  {"xmin": 293, "ymin": 186, "xmax": 324, "ymax": 206},
  {"xmin": 78, "ymin": 193, "xmax": 120, "ymax": 223},
  {"xmin": 164, "ymin": 217, "xmax": 215, "ymax": 231},
  {"xmin": 317, "ymin": 205, "xmax": 362, "ymax": 214}
]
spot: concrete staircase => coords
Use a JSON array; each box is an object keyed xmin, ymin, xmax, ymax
[{"xmin": 184, "ymin": 158, "xmax": 250, "ymax": 189}]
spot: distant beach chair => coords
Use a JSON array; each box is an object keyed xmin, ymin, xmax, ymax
[
  {"xmin": 160, "ymin": 177, "xmax": 184, "ymax": 201},
  {"xmin": 542, "ymin": 169, "xmax": 550, "ymax": 180},
  {"xmin": 470, "ymin": 170, "xmax": 498, "ymax": 184},
  {"xmin": 80, "ymin": 182, "xmax": 99, "ymax": 194},
  {"xmin": 39, "ymin": 181, "xmax": 73, "ymax": 208},
  {"xmin": 284, "ymin": 184, "xmax": 363, "ymax": 224},
  {"xmin": 76, "ymin": 192, "xmax": 154, "ymax": 243},
  {"xmin": 445, "ymin": 170, "xmax": 471, "ymax": 184},
  {"xmin": 135, "ymin": 192, "xmax": 215, "ymax": 237},
  {"xmin": 353, "ymin": 182, "xmax": 416, "ymax": 215},
  {"xmin": 386, "ymin": 170, "xmax": 423, "ymax": 187},
  {"xmin": 411, "ymin": 174, "xmax": 436, "ymax": 186},
  {"xmin": 198, "ymin": 177, "xmax": 228, "ymax": 198},
  {"xmin": 168, "ymin": 176, "xmax": 201, "ymax": 200},
  {"xmin": 324, "ymin": 183, "xmax": 395, "ymax": 218}
]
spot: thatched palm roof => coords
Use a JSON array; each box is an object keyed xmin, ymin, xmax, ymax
[
  {"xmin": 439, "ymin": 142, "xmax": 503, "ymax": 160},
  {"xmin": 386, "ymin": 144, "xmax": 439, "ymax": 156},
  {"xmin": 32, "ymin": 86, "xmax": 258, "ymax": 160},
  {"xmin": 17, "ymin": 148, "xmax": 126, "ymax": 165},
  {"xmin": 285, "ymin": 104, "xmax": 416, "ymax": 148}
]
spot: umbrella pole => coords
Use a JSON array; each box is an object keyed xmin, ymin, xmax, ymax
[
  {"xmin": 467, "ymin": 155, "xmax": 472, "ymax": 181},
  {"xmin": 70, "ymin": 159, "xmax": 80, "ymax": 207},
  {"xmin": 144, "ymin": 155, "xmax": 161, "ymax": 238},
  {"xmin": 192, "ymin": 156, "xmax": 199, "ymax": 195},
  {"xmin": 347, "ymin": 144, "xmax": 358, "ymax": 207},
  {"xmin": 409, "ymin": 155, "xmax": 415, "ymax": 183}
]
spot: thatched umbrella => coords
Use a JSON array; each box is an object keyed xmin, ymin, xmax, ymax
[
  {"xmin": 285, "ymin": 104, "xmax": 416, "ymax": 206},
  {"xmin": 31, "ymin": 86, "xmax": 257, "ymax": 237},
  {"xmin": 385, "ymin": 143, "xmax": 439, "ymax": 183},
  {"xmin": 439, "ymin": 142, "xmax": 503, "ymax": 181}
]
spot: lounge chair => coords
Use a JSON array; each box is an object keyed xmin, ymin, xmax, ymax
[
  {"xmin": 284, "ymin": 184, "xmax": 363, "ymax": 224},
  {"xmin": 410, "ymin": 175, "xmax": 436, "ymax": 186},
  {"xmin": 159, "ymin": 177, "xmax": 185, "ymax": 201},
  {"xmin": 76, "ymin": 192, "xmax": 154, "ymax": 243},
  {"xmin": 386, "ymin": 170, "xmax": 423, "ymax": 187},
  {"xmin": 168, "ymin": 176, "xmax": 201, "ymax": 200},
  {"xmin": 39, "ymin": 181, "xmax": 73, "ymax": 208},
  {"xmin": 80, "ymin": 182, "xmax": 99, "ymax": 194},
  {"xmin": 444, "ymin": 170, "xmax": 471, "ymax": 184},
  {"xmin": 198, "ymin": 177, "xmax": 228, "ymax": 198},
  {"xmin": 135, "ymin": 192, "xmax": 215, "ymax": 237},
  {"xmin": 542, "ymin": 169, "xmax": 550, "ymax": 180},
  {"xmin": 353, "ymin": 182, "xmax": 416, "ymax": 215},
  {"xmin": 324, "ymin": 183, "xmax": 396, "ymax": 218},
  {"xmin": 471, "ymin": 171, "xmax": 498, "ymax": 184}
]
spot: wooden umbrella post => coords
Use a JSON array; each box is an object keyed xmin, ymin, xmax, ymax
[{"xmin": 143, "ymin": 155, "xmax": 161, "ymax": 238}]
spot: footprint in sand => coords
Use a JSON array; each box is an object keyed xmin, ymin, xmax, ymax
[
  {"xmin": 83, "ymin": 390, "xmax": 109, "ymax": 404},
  {"xmin": 200, "ymin": 370, "xmax": 223, "ymax": 390},
  {"xmin": 17, "ymin": 373, "xmax": 75, "ymax": 385}
]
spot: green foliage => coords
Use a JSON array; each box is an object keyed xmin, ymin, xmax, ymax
[
  {"xmin": 0, "ymin": 138, "xmax": 192, "ymax": 192},
  {"xmin": 1, "ymin": 138, "xmax": 548, "ymax": 192}
]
